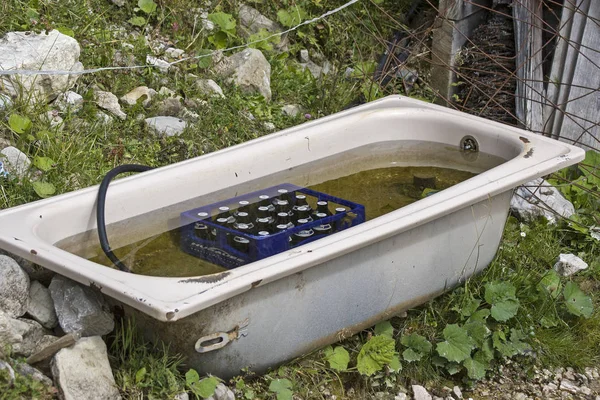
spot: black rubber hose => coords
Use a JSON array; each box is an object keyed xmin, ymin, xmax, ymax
[{"xmin": 96, "ymin": 164, "xmax": 154, "ymax": 272}]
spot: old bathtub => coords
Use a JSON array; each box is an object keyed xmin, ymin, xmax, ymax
[{"xmin": 0, "ymin": 96, "xmax": 584, "ymax": 377}]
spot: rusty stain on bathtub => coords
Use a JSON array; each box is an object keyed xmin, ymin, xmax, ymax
[
  {"xmin": 524, "ymin": 148, "xmax": 534, "ymax": 158},
  {"xmin": 178, "ymin": 271, "xmax": 231, "ymax": 284},
  {"xmin": 251, "ymin": 279, "xmax": 262, "ymax": 288},
  {"xmin": 519, "ymin": 136, "xmax": 531, "ymax": 143}
]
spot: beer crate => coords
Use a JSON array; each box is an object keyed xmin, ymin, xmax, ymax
[{"xmin": 180, "ymin": 183, "xmax": 365, "ymax": 269}]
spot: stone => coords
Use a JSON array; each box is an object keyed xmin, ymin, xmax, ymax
[
  {"xmin": 113, "ymin": 50, "xmax": 135, "ymax": 67},
  {"xmin": 41, "ymin": 110, "xmax": 63, "ymax": 129},
  {"xmin": 28, "ymin": 333, "xmax": 77, "ymax": 365},
  {"xmin": 281, "ymin": 104, "xmax": 302, "ymax": 117},
  {"xmin": 27, "ymin": 281, "xmax": 58, "ymax": 329},
  {"xmin": 299, "ymin": 49, "xmax": 310, "ymax": 63},
  {"xmin": 15, "ymin": 362, "xmax": 53, "ymax": 386},
  {"xmin": 452, "ymin": 386, "xmax": 463, "ymax": 399},
  {"xmin": 0, "ymin": 30, "xmax": 83, "ymax": 103},
  {"xmin": 0, "ymin": 146, "xmax": 31, "ymax": 179},
  {"xmin": 238, "ymin": 4, "xmax": 288, "ymax": 51},
  {"xmin": 96, "ymin": 111, "xmax": 114, "ymax": 125},
  {"xmin": 0, "ymin": 360, "xmax": 15, "ymax": 384},
  {"xmin": 412, "ymin": 385, "xmax": 432, "ymax": 400},
  {"xmin": 157, "ymin": 98, "xmax": 184, "ymax": 117},
  {"xmin": 201, "ymin": 18, "xmax": 215, "ymax": 32},
  {"xmin": 55, "ymin": 91, "xmax": 83, "ymax": 112},
  {"xmin": 207, "ymin": 383, "xmax": 235, "ymax": 400},
  {"xmin": 120, "ymin": 86, "xmax": 157, "ymax": 107},
  {"xmin": 559, "ymin": 379, "xmax": 579, "ymax": 394},
  {"xmin": 195, "ymin": 79, "xmax": 225, "ymax": 98},
  {"xmin": 94, "ymin": 90, "xmax": 126, "ymax": 120},
  {"xmin": 0, "ymin": 93, "xmax": 12, "ymax": 110},
  {"xmin": 263, "ymin": 122, "xmax": 276, "ymax": 131},
  {"xmin": 513, "ymin": 393, "xmax": 527, "ymax": 400},
  {"xmin": 49, "ymin": 275, "xmax": 114, "ymax": 337},
  {"xmin": 52, "ymin": 336, "xmax": 121, "ymax": 400},
  {"xmin": 165, "ymin": 47, "xmax": 185, "ymax": 59},
  {"xmin": 111, "ymin": 0, "xmax": 125, "ymax": 6},
  {"xmin": 174, "ymin": 393, "xmax": 189, "ymax": 400},
  {"xmin": 144, "ymin": 116, "xmax": 188, "ymax": 137},
  {"xmin": 395, "ymin": 394, "xmax": 408, "ymax": 400},
  {"xmin": 0, "ymin": 255, "xmax": 30, "ymax": 317},
  {"xmin": 510, "ymin": 178, "xmax": 574, "ymax": 224},
  {"xmin": 146, "ymin": 55, "xmax": 170, "ymax": 73},
  {"xmin": 553, "ymin": 254, "xmax": 588, "ymax": 277},
  {"xmin": 159, "ymin": 86, "xmax": 176, "ymax": 97},
  {"xmin": 580, "ymin": 387, "xmax": 592, "ymax": 396},
  {"xmin": 0, "ymin": 312, "xmax": 46, "ymax": 357},
  {"xmin": 214, "ymin": 48, "xmax": 271, "ymax": 101},
  {"xmin": 180, "ymin": 108, "xmax": 200, "ymax": 122},
  {"xmin": 299, "ymin": 61, "xmax": 323, "ymax": 78}
]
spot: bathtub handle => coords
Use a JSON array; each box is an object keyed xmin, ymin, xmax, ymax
[{"xmin": 195, "ymin": 320, "xmax": 248, "ymax": 353}]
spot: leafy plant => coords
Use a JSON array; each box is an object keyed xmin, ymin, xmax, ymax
[
  {"xmin": 563, "ymin": 281, "xmax": 593, "ymax": 318},
  {"xmin": 8, "ymin": 114, "xmax": 32, "ymax": 134},
  {"xmin": 484, "ymin": 281, "xmax": 520, "ymax": 322},
  {"xmin": 185, "ymin": 370, "xmax": 218, "ymax": 399},
  {"xmin": 269, "ymin": 378, "xmax": 293, "ymax": 400},
  {"xmin": 128, "ymin": 0, "xmax": 157, "ymax": 26},
  {"xmin": 436, "ymin": 324, "xmax": 475, "ymax": 363},
  {"xmin": 356, "ymin": 335, "xmax": 396, "ymax": 376},
  {"xmin": 207, "ymin": 12, "xmax": 237, "ymax": 49},
  {"xmin": 323, "ymin": 345, "xmax": 350, "ymax": 371},
  {"xmin": 277, "ymin": 6, "xmax": 308, "ymax": 28},
  {"xmin": 400, "ymin": 333, "xmax": 432, "ymax": 362}
]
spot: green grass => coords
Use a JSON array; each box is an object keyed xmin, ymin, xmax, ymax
[{"xmin": 1, "ymin": 0, "xmax": 599, "ymax": 399}]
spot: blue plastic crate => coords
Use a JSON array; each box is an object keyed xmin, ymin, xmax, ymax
[{"xmin": 180, "ymin": 183, "xmax": 365, "ymax": 269}]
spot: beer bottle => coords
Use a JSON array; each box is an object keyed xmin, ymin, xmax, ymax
[
  {"xmin": 258, "ymin": 195, "xmax": 275, "ymax": 212},
  {"xmin": 235, "ymin": 212, "xmax": 255, "ymax": 233},
  {"xmin": 217, "ymin": 206, "xmax": 236, "ymax": 225},
  {"xmin": 236, "ymin": 200, "xmax": 251, "ymax": 216},
  {"xmin": 294, "ymin": 206, "xmax": 313, "ymax": 224},
  {"xmin": 293, "ymin": 194, "xmax": 312, "ymax": 213},
  {"xmin": 315, "ymin": 201, "xmax": 332, "ymax": 217},
  {"xmin": 257, "ymin": 230, "xmax": 270, "ymax": 237},
  {"xmin": 291, "ymin": 220, "xmax": 314, "ymax": 246},
  {"xmin": 276, "ymin": 212, "xmax": 294, "ymax": 229},
  {"xmin": 335, "ymin": 207, "xmax": 347, "ymax": 214},
  {"xmin": 193, "ymin": 222, "xmax": 210, "ymax": 240},
  {"xmin": 256, "ymin": 217, "xmax": 272, "ymax": 233},
  {"xmin": 232, "ymin": 235, "xmax": 250, "ymax": 253},
  {"xmin": 313, "ymin": 212, "xmax": 333, "ymax": 235},
  {"xmin": 276, "ymin": 188, "xmax": 291, "ymax": 203}
]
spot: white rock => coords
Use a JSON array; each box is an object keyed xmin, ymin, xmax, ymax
[
  {"xmin": 344, "ymin": 67, "xmax": 355, "ymax": 78},
  {"xmin": 395, "ymin": 394, "xmax": 408, "ymax": 400},
  {"xmin": 145, "ymin": 116, "xmax": 188, "ymax": 137},
  {"xmin": 0, "ymin": 311, "xmax": 46, "ymax": 357},
  {"xmin": 513, "ymin": 393, "xmax": 527, "ymax": 400},
  {"xmin": 0, "ymin": 360, "xmax": 15, "ymax": 384},
  {"xmin": 281, "ymin": 104, "xmax": 302, "ymax": 117},
  {"xmin": 94, "ymin": 90, "xmax": 126, "ymax": 120},
  {"xmin": 207, "ymin": 383, "xmax": 235, "ymax": 400},
  {"xmin": 0, "ymin": 30, "xmax": 83, "ymax": 103},
  {"xmin": 159, "ymin": 86, "xmax": 176, "ymax": 97},
  {"xmin": 41, "ymin": 110, "xmax": 63, "ymax": 128},
  {"xmin": 0, "ymin": 146, "xmax": 31, "ymax": 179},
  {"xmin": 55, "ymin": 91, "xmax": 83, "ymax": 112},
  {"xmin": 95, "ymin": 111, "xmax": 114, "ymax": 125},
  {"xmin": 559, "ymin": 379, "xmax": 579, "ymax": 394},
  {"xmin": 146, "ymin": 55, "xmax": 171, "ymax": 72},
  {"xmin": 263, "ymin": 122, "xmax": 276, "ymax": 131},
  {"xmin": 412, "ymin": 385, "xmax": 432, "ymax": 400},
  {"xmin": 27, "ymin": 281, "xmax": 58, "ymax": 329},
  {"xmin": 52, "ymin": 336, "xmax": 121, "ymax": 400},
  {"xmin": 201, "ymin": 19, "xmax": 215, "ymax": 32},
  {"xmin": 0, "ymin": 93, "xmax": 12, "ymax": 110},
  {"xmin": 0, "ymin": 255, "xmax": 30, "ymax": 317},
  {"xmin": 180, "ymin": 108, "xmax": 200, "ymax": 122},
  {"xmin": 49, "ymin": 275, "xmax": 115, "ymax": 337},
  {"xmin": 111, "ymin": 0, "xmax": 125, "ymax": 6},
  {"xmin": 238, "ymin": 4, "xmax": 288, "ymax": 51},
  {"xmin": 580, "ymin": 387, "xmax": 592, "ymax": 396},
  {"xmin": 214, "ymin": 48, "xmax": 271, "ymax": 101},
  {"xmin": 15, "ymin": 362, "xmax": 53, "ymax": 386},
  {"xmin": 554, "ymin": 253, "xmax": 588, "ymax": 276},
  {"xmin": 165, "ymin": 47, "xmax": 185, "ymax": 59},
  {"xmin": 542, "ymin": 382, "xmax": 558, "ymax": 394},
  {"xmin": 195, "ymin": 79, "xmax": 225, "ymax": 98},
  {"xmin": 299, "ymin": 61, "xmax": 323, "ymax": 78},
  {"xmin": 174, "ymin": 393, "xmax": 189, "ymax": 400},
  {"xmin": 510, "ymin": 178, "xmax": 574, "ymax": 224},
  {"xmin": 299, "ymin": 49, "xmax": 310, "ymax": 63},
  {"xmin": 120, "ymin": 86, "xmax": 157, "ymax": 107},
  {"xmin": 452, "ymin": 386, "xmax": 463, "ymax": 399}
]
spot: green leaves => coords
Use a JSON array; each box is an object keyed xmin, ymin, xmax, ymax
[
  {"xmin": 128, "ymin": 16, "xmax": 146, "ymax": 26},
  {"xmin": 135, "ymin": 367, "xmax": 146, "ymax": 384},
  {"xmin": 484, "ymin": 282, "xmax": 520, "ymax": 322},
  {"xmin": 436, "ymin": 324, "xmax": 475, "ymax": 363},
  {"xmin": 277, "ymin": 6, "xmax": 307, "ymax": 28},
  {"xmin": 138, "ymin": 0, "xmax": 157, "ymax": 14},
  {"xmin": 563, "ymin": 281, "xmax": 593, "ymax": 318},
  {"xmin": 356, "ymin": 335, "xmax": 396, "ymax": 376},
  {"xmin": 492, "ymin": 329, "xmax": 530, "ymax": 358},
  {"xmin": 323, "ymin": 346, "xmax": 349, "ymax": 371},
  {"xmin": 269, "ymin": 379, "xmax": 293, "ymax": 400},
  {"xmin": 33, "ymin": 156, "xmax": 55, "ymax": 172},
  {"xmin": 32, "ymin": 181, "xmax": 56, "ymax": 198},
  {"xmin": 400, "ymin": 333, "xmax": 432, "ymax": 362},
  {"xmin": 185, "ymin": 370, "xmax": 218, "ymax": 399},
  {"xmin": 374, "ymin": 321, "xmax": 394, "ymax": 338},
  {"xmin": 208, "ymin": 12, "xmax": 236, "ymax": 31},
  {"xmin": 463, "ymin": 357, "xmax": 486, "ymax": 380},
  {"xmin": 8, "ymin": 114, "xmax": 32, "ymax": 134},
  {"xmin": 539, "ymin": 270, "xmax": 561, "ymax": 299}
]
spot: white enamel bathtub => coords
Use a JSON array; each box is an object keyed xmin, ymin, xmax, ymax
[{"xmin": 0, "ymin": 96, "xmax": 584, "ymax": 377}]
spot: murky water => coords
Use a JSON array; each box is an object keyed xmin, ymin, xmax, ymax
[{"xmin": 88, "ymin": 165, "xmax": 477, "ymax": 277}]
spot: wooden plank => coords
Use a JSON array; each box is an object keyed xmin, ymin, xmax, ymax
[
  {"xmin": 550, "ymin": 0, "xmax": 591, "ymax": 139},
  {"xmin": 558, "ymin": 0, "xmax": 600, "ymax": 150}
]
